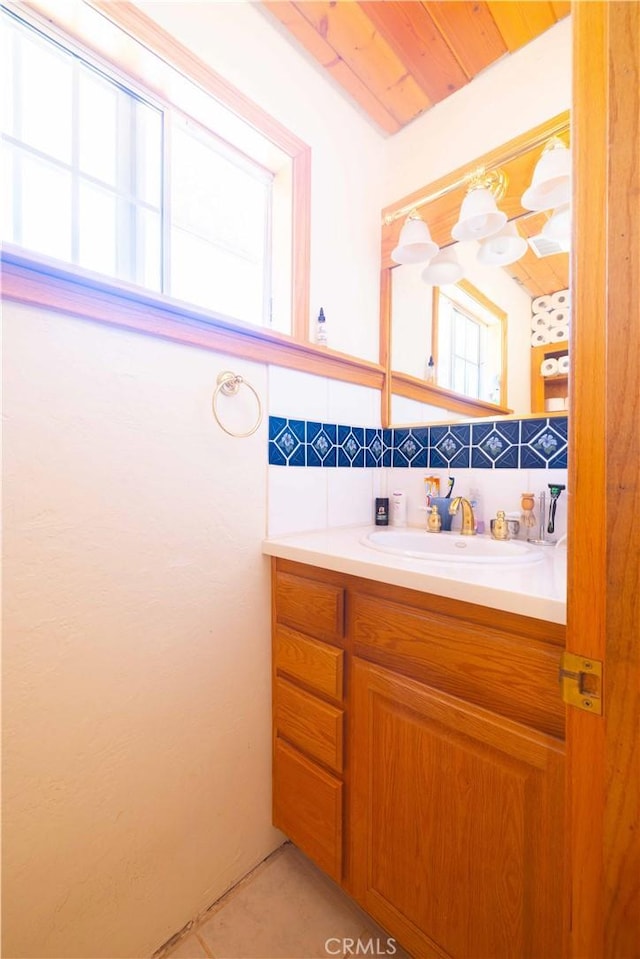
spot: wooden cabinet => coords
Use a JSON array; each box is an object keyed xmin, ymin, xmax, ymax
[
  {"xmin": 272, "ymin": 566, "xmax": 346, "ymax": 883},
  {"xmin": 350, "ymin": 658, "xmax": 564, "ymax": 959},
  {"xmin": 273, "ymin": 738, "xmax": 342, "ymax": 881},
  {"xmin": 530, "ymin": 339, "xmax": 569, "ymax": 414},
  {"xmin": 271, "ymin": 559, "xmax": 566, "ymax": 957}
]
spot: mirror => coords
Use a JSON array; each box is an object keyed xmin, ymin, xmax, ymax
[{"xmin": 381, "ymin": 113, "xmax": 570, "ymax": 427}]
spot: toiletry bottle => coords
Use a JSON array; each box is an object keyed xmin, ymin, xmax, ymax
[
  {"xmin": 469, "ymin": 487, "xmax": 485, "ymax": 534},
  {"xmin": 316, "ymin": 307, "xmax": 327, "ymax": 345},
  {"xmin": 426, "ymin": 355, "xmax": 436, "ymax": 383},
  {"xmin": 427, "ymin": 504, "xmax": 442, "ymax": 532},
  {"xmin": 375, "ymin": 497, "xmax": 389, "ymax": 526},
  {"xmin": 391, "ymin": 490, "xmax": 407, "ymax": 527},
  {"xmin": 521, "ymin": 493, "xmax": 536, "ymax": 539}
]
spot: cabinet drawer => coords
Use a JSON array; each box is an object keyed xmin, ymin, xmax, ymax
[
  {"xmin": 273, "ymin": 738, "xmax": 342, "ymax": 882},
  {"xmin": 275, "ymin": 677, "xmax": 344, "ymax": 772},
  {"xmin": 351, "ymin": 592, "xmax": 565, "ymax": 738},
  {"xmin": 275, "ymin": 626, "xmax": 344, "ymax": 702},
  {"xmin": 275, "ymin": 572, "xmax": 344, "ymax": 643}
]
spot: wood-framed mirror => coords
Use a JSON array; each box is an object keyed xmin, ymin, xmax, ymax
[{"xmin": 380, "ymin": 111, "xmax": 570, "ymax": 427}]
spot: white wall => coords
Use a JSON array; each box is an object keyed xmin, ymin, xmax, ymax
[
  {"xmin": 384, "ymin": 18, "xmax": 572, "ymax": 201},
  {"xmin": 2, "ymin": 4, "xmax": 389, "ymax": 955},
  {"xmin": 2, "ymin": 302, "xmax": 281, "ymax": 959}
]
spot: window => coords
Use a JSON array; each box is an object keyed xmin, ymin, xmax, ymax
[
  {"xmin": 169, "ymin": 119, "xmax": 271, "ymax": 325},
  {"xmin": 1, "ymin": 7, "xmax": 275, "ymax": 330},
  {"xmin": 434, "ymin": 283, "xmax": 505, "ymax": 405}
]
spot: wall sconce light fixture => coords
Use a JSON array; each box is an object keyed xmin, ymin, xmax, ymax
[{"xmin": 386, "ymin": 135, "xmax": 571, "ymax": 285}]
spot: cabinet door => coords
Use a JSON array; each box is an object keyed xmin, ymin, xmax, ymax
[
  {"xmin": 274, "ymin": 738, "xmax": 342, "ymax": 882},
  {"xmin": 350, "ymin": 658, "xmax": 564, "ymax": 959}
]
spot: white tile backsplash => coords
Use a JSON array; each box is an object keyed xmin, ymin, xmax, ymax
[
  {"xmin": 327, "ymin": 380, "xmax": 381, "ymax": 427},
  {"xmin": 391, "ymin": 394, "xmax": 462, "ymax": 426},
  {"xmin": 267, "ymin": 466, "xmax": 327, "ymax": 536},
  {"xmin": 268, "ymin": 367, "xmax": 328, "ymax": 421},
  {"xmin": 327, "ymin": 468, "xmax": 377, "ymax": 527},
  {"xmin": 266, "ymin": 370, "xmax": 568, "ymax": 540},
  {"xmin": 379, "ymin": 467, "xmax": 568, "ymax": 542}
]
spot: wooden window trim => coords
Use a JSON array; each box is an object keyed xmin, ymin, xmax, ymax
[
  {"xmin": 1, "ymin": 247, "xmax": 384, "ymax": 387},
  {"xmin": 389, "ymin": 369, "xmax": 512, "ymax": 419}
]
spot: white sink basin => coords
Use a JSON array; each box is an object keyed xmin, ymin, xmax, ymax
[{"xmin": 362, "ymin": 529, "xmax": 543, "ymax": 565}]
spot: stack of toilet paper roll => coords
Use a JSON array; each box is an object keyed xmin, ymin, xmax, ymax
[
  {"xmin": 530, "ymin": 289, "xmax": 571, "ymax": 345},
  {"xmin": 540, "ymin": 353, "xmax": 570, "ymax": 377},
  {"xmin": 542, "ymin": 351, "xmax": 570, "ymax": 412}
]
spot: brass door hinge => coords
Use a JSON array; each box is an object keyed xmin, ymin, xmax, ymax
[{"xmin": 559, "ymin": 652, "xmax": 603, "ymax": 714}]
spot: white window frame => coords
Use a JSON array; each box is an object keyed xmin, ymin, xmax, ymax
[
  {"xmin": 2, "ymin": 5, "xmax": 277, "ymax": 329},
  {"xmin": 433, "ymin": 281, "xmax": 507, "ymax": 406}
]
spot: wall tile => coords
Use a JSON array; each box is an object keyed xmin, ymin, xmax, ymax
[
  {"xmin": 268, "ymin": 415, "xmax": 568, "ymax": 473},
  {"xmin": 327, "ymin": 469, "xmax": 376, "ymax": 527},
  {"xmin": 327, "ymin": 380, "xmax": 381, "ymax": 427},
  {"xmin": 268, "ymin": 367, "xmax": 328, "ymax": 421},
  {"xmin": 306, "ymin": 422, "xmax": 337, "ymax": 468},
  {"xmin": 268, "ymin": 466, "xmax": 327, "ymax": 535}
]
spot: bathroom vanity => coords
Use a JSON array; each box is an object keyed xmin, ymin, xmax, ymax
[{"xmin": 263, "ymin": 528, "xmax": 566, "ymax": 958}]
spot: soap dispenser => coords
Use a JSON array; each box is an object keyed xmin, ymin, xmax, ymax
[
  {"xmin": 427, "ymin": 503, "xmax": 442, "ymax": 532},
  {"xmin": 490, "ymin": 510, "xmax": 510, "ymax": 541}
]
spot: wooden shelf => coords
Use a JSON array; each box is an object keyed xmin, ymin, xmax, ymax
[{"xmin": 531, "ymin": 339, "xmax": 569, "ymax": 414}]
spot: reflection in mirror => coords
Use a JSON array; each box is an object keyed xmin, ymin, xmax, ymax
[
  {"xmin": 382, "ymin": 113, "xmax": 570, "ymax": 427},
  {"xmin": 435, "ymin": 282, "xmax": 505, "ymax": 404}
]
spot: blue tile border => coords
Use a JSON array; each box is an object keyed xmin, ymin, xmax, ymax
[{"xmin": 268, "ymin": 416, "xmax": 568, "ymax": 470}]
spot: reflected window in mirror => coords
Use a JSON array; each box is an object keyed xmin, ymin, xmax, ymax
[
  {"xmin": 381, "ymin": 113, "xmax": 571, "ymax": 426},
  {"xmin": 434, "ymin": 282, "xmax": 506, "ymax": 406}
]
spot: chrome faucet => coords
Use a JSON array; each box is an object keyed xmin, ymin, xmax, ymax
[{"xmin": 449, "ymin": 496, "xmax": 476, "ymax": 536}]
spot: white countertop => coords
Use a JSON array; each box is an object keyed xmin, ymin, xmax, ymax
[{"xmin": 262, "ymin": 525, "xmax": 567, "ymax": 625}]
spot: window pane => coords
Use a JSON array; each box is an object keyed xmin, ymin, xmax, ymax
[
  {"xmin": 171, "ymin": 227, "xmax": 264, "ymax": 323},
  {"xmin": 1, "ymin": 145, "xmax": 14, "ymax": 242},
  {"xmin": 453, "ymin": 357, "xmax": 465, "ymax": 395},
  {"xmin": 464, "ymin": 318, "xmax": 480, "ymax": 361},
  {"xmin": 172, "ymin": 124, "xmax": 268, "ymax": 254},
  {"xmin": 20, "ymin": 151, "xmax": 72, "ymax": 259},
  {"xmin": 134, "ymin": 100, "xmax": 162, "ymax": 208},
  {"xmin": 79, "ymin": 69, "xmax": 117, "ymax": 186},
  {"xmin": 466, "ymin": 363, "xmax": 479, "ymax": 398},
  {"xmin": 1, "ymin": 18, "xmax": 14, "ymax": 136},
  {"xmin": 20, "ymin": 29, "xmax": 72, "ymax": 163},
  {"xmin": 78, "ymin": 180, "xmax": 117, "ymax": 275},
  {"xmin": 135, "ymin": 206, "xmax": 161, "ymax": 291}
]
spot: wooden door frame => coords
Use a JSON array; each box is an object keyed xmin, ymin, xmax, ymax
[{"xmin": 568, "ymin": 3, "xmax": 640, "ymax": 956}]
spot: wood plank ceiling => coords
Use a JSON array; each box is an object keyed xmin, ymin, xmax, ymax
[
  {"xmin": 261, "ymin": 1, "xmax": 571, "ymax": 135},
  {"xmin": 263, "ymin": 0, "xmax": 571, "ymax": 296}
]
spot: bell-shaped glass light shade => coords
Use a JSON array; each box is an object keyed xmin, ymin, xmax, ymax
[
  {"xmin": 391, "ymin": 214, "xmax": 439, "ymax": 265},
  {"xmin": 542, "ymin": 204, "xmax": 571, "ymax": 243},
  {"xmin": 477, "ymin": 222, "xmax": 528, "ymax": 267},
  {"xmin": 521, "ymin": 143, "xmax": 571, "ymax": 211},
  {"xmin": 421, "ymin": 247, "xmax": 464, "ymax": 286},
  {"xmin": 451, "ymin": 187, "xmax": 507, "ymax": 242}
]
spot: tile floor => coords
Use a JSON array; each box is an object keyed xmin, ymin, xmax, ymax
[{"xmin": 164, "ymin": 843, "xmax": 409, "ymax": 959}]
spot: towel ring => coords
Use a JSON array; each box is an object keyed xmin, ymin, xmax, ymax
[{"xmin": 212, "ymin": 371, "xmax": 263, "ymax": 438}]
